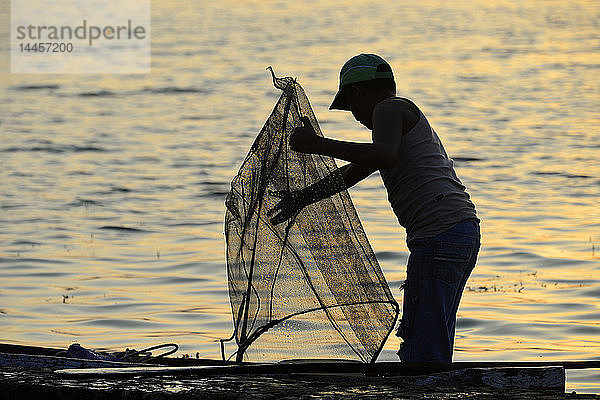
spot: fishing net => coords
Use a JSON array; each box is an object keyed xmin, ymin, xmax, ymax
[{"xmin": 223, "ymin": 69, "xmax": 398, "ymax": 363}]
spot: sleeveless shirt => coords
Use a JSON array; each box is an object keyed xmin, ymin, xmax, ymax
[{"xmin": 373, "ymin": 97, "xmax": 478, "ymax": 243}]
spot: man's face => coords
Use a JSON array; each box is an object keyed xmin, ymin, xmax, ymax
[{"xmin": 346, "ymin": 86, "xmax": 374, "ymax": 130}]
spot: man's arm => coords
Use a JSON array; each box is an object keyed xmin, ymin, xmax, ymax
[
  {"xmin": 268, "ymin": 162, "xmax": 375, "ymax": 225},
  {"xmin": 342, "ymin": 162, "xmax": 377, "ymax": 188},
  {"xmin": 269, "ymin": 107, "xmax": 404, "ymax": 225},
  {"xmin": 291, "ymin": 115, "xmax": 403, "ymax": 169}
]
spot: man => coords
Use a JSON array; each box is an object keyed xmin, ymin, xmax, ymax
[{"xmin": 268, "ymin": 53, "xmax": 480, "ymax": 363}]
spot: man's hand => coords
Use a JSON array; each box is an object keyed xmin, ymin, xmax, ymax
[
  {"xmin": 267, "ymin": 190, "xmax": 307, "ymax": 225},
  {"xmin": 290, "ymin": 117, "xmax": 322, "ymax": 154}
]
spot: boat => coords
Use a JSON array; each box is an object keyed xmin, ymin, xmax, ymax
[{"xmin": 1, "ymin": 343, "xmax": 599, "ymax": 399}]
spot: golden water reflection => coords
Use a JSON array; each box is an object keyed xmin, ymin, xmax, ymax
[{"xmin": 1, "ymin": 0, "xmax": 599, "ymax": 393}]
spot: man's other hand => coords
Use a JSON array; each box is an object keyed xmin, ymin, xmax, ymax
[
  {"xmin": 290, "ymin": 116, "xmax": 321, "ymax": 154},
  {"xmin": 267, "ymin": 190, "xmax": 306, "ymax": 225}
]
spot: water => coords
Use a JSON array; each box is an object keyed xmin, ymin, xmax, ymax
[{"xmin": 1, "ymin": 0, "xmax": 599, "ymax": 393}]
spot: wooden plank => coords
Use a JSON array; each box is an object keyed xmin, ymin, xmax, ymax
[
  {"xmin": 54, "ymin": 359, "xmax": 600, "ymax": 376},
  {"xmin": 0, "ymin": 343, "xmax": 64, "ymax": 356},
  {"xmin": 367, "ymin": 360, "xmax": 600, "ymax": 375},
  {"xmin": 54, "ymin": 365, "xmax": 565, "ymax": 391}
]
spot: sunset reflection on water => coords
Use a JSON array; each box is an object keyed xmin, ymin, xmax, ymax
[{"xmin": 1, "ymin": 0, "xmax": 599, "ymax": 392}]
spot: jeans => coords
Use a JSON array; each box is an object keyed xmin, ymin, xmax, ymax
[{"xmin": 396, "ymin": 218, "xmax": 480, "ymax": 363}]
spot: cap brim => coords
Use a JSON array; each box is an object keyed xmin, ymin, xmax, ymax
[{"xmin": 329, "ymin": 87, "xmax": 350, "ymax": 111}]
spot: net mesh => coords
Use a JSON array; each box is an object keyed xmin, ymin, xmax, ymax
[{"xmin": 224, "ymin": 69, "xmax": 399, "ymax": 363}]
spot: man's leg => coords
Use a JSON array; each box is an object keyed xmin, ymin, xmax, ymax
[
  {"xmin": 447, "ymin": 223, "xmax": 480, "ymax": 350},
  {"xmin": 397, "ymin": 219, "xmax": 480, "ymax": 363}
]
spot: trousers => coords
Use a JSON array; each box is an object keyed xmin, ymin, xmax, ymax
[{"xmin": 396, "ymin": 218, "xmax": 480, "ymax": 363}]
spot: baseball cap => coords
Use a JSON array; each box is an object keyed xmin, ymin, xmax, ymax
[{"xmin": 329, "ymin": 54, "xmax": 394, "ymax": 110}]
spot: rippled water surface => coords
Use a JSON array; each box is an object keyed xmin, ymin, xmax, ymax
[{"xmin": 1, "ymin": 0, "xmax": 599, "ymax": 393}]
